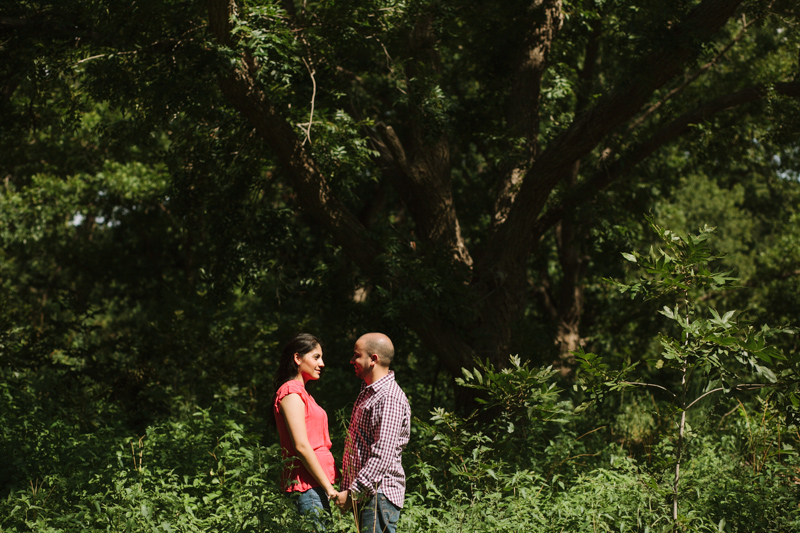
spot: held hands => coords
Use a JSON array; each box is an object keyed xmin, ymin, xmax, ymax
[{"xmin": 330, "ymin": 490, "xmax": 351, "ymax": 510}]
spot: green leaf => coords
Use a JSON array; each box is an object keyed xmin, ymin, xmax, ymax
[{"xmin": 755, "ymin": 365, "xmax": 777, "ymax": 383}]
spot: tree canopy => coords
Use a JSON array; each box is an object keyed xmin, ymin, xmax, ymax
[
  {"xmin": 2, "ymin": 3, "xmax": 800, "ymax": 529},
  {"xmin": 2, "ymin": 0, "xmax": 799, "ymax": 406}
]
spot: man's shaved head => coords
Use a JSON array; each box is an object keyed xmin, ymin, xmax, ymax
[{"xmin": 359, "ymin": 332, "xmax": 395, "ymax": 366}]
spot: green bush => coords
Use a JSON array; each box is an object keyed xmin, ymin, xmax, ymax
[
  {"xmin": 397, "ymin": 353, "xmax": 799, "ymax": 533},
  {"xmin": 0, "ymin": 384, "xmax": 303, "ymax": 532},
  {"xmin": 3, "ymin": 221, "xmax": 798, "ymax": 532},
  {"xmin": 2, "ymin": 366, "xmax": 798, "ymax": 532}
]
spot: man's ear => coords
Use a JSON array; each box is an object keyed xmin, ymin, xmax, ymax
[{"xmin": 370, "ymin": 353, "xmax": 379, "ymax": 364}]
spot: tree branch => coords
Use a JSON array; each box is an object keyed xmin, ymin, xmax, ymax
[
  {"xmin": 534, "ymin": 267, "xmax": 559, "ymax": 322},
  {"xmin": 298, "ymin": 57, "xmax": 317, "ymax": 145},
  {"xmin": 627, "ymin": 11, "xmax": 760, "ymax": 132},
  {"xmin": 622, "ymin": 381, "xmax": 677, "ymax": 399},
  {"xmin": 486, "ymin": 0, "xmax": 746, "ymax": 272},
  {"xmin": 206, "ymin": 0, "xmax": 381, "ymax": 275},
  {"xmin": 685, "ymin": 383, "xmax": 768, "ymax": 411},
  {"xmin": 533, "ymin": 80, "xmax": 800, "ymax": 236},
  {"xmin": 492, "ymin": 0, "xmax": 563, "ymax": 228},
  {"xmin": 377, "ymin": 9, "xmax": 472, "ymax": 267}
]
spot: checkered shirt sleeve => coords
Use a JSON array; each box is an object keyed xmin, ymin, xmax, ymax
[{"xmin": 342, "ymin": 372, "xmax": 410, "ymax": 508}]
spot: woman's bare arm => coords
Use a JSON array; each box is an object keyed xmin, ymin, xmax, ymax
[{"xmin": 280, "ymin": 393, "xmax": 337, "ymax": 499}]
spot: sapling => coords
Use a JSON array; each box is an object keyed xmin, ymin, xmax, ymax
[{"xmin": 577, "ymin": 220, "xmax": 793, "ymax": 532}]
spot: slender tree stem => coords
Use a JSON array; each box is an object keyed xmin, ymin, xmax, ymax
[
  {"xmin": 673, "ymin": 285, "xmax": 690, "ymax": 532},
  {"xmin": 673, "ymin": 363, "xmax": 687, "ymax": 531}
]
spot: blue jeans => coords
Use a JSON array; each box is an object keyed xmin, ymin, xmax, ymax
[
  {"xmin": 292, "ymin": 486, "xmax": 331, "ymax": 532},
  {"xmin": 359, "ymin": 493, "xmax": 400, "ymax": 533}
]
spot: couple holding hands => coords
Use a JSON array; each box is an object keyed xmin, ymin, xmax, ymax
[{"xmin": 272, "ymin": 332, "xmax": 411, "ymax": 533}]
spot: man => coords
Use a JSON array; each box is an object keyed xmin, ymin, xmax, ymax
[{"xmin": 333, "ymin": 332, "xmax": 411, "ymax": 533}]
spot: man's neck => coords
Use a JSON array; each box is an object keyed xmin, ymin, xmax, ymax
[{"xmin": 364, "ymin": 367, "xmax": 390, "ymax": 386}]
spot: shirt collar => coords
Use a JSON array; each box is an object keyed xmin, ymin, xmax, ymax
[{"xmin": 362, "ymin": 370, "xmax": 395, "ymax": 393}]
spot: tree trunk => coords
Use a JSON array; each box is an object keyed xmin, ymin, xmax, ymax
[
  {"xmin": 203, "ymin": 0, "xmax": 772, "ymax": 392},
  {"xmin": 553, "ymin": 215, "xmax": 586, "ymax": 376}
]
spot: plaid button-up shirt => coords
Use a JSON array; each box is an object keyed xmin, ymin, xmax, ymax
[{"xmin": 342, "ymin": 371, "xmax": 411, "ymax": 508}]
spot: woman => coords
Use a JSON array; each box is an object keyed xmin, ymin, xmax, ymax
[{"xmin": 272, "ymin": 333, "xmax": 338, "ymax": 529}]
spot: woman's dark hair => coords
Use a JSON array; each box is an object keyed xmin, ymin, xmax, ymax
[{"xmin": 271, "ymin": 333, "xmax": 322, "ymax": 397}]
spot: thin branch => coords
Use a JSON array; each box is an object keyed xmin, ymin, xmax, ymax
[
  {"xmin": 74, "ymin": 25, "xmax": 204, "ymax": 66},
  {"xmin": 627, "ymin": 12, "xmax": 761, "ymax": 132},
  {"xmin": 576, "ymin": 425, "xmax": 607, "ymax": 440},
  {"xmin": 685, "ymin": 383, "xmax": 768, "ymax": 411},
  {"xmin": 622, "ymin": 381, "xmax": 677, "ymax": 399},
  {"xmin": 76, "ymin": 49, "xmax": 145, "ymax": 64},
  {"xmin": 299, "ymin": 57, "xmax": 317, "ymax": 145},
  {"xmin": 369, "ymin": 35, "xmax": 401, "ymax": 83}
]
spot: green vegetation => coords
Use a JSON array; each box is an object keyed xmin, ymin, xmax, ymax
[
  {"xmin": 2, "ymin": 224, "xmax": 798, "ymax": 532},
  {"xmin": 577, "ymin": 221, "xmax": 798, "ymax": 531},
  {"xmin": 2, "ymin": 0, "xmax": 800, "ymax": 531}
]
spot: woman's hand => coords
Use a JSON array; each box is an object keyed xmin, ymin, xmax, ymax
[{"xmin": 331, "ymin": 490, "xmax": 351, "ymax": 510}]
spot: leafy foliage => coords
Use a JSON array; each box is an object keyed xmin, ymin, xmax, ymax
[
  {"xmin": 577, "ymin": 220, "xmax": 799, "ymax": 530},
  {"xmin": 2, "ymin": 0, "xmax": 800, "ymax": 530},
  {"xmin": 2, "ymin": 338, "xmax": 799, "ymax": 532}
]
